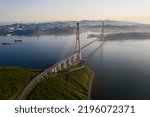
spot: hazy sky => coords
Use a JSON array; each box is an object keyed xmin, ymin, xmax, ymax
[{"xmin": 0, "ymin": 0, "xmax": 150, "ymax": 23}]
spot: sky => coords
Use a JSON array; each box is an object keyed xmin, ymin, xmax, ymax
[{"xmin": 0, "ymin": 0, "xmax": 150, "ymax": 23}]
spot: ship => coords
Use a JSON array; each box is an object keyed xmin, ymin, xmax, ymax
[
  {"xmin": 14, "ymin": 39, "xmax": 22, "ymax": 42},
  {"xmin": 2, "ymin": 42, "xmax": 11, "ymax": 45},
  {"xmin": 6, "ymin": 34, "xmax": 12, "ymax": 37}
]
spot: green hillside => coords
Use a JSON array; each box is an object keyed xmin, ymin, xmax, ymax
[{"xmin": 0, "ymin": 67, "xmax": 40, "ymax": 99}]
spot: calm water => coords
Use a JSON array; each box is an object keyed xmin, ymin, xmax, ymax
[{"xmin": 0, "ymin": 32, "xmax": 150, "ymax": 100}]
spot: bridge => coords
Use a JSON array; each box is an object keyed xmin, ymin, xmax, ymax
[{"xmin": 16, "ymin": 21, "xmax": 105, "ymax": 100}]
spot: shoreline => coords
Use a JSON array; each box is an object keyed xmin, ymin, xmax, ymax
[
  {"xmin": 86, "ymin": 66, "xmax": 95, "ymax": 100},
  {"xmin": 88, "ymin": 32, "xmax": 150, "ymax": 41}
]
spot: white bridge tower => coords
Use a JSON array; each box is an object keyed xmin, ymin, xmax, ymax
[
  {"xmin": 101, "ymin": 21, "xmax": 105, "ymax": 42},
  {"xmin": 75, "ymin": 22, "xmax": 82, "ymax": 60}
]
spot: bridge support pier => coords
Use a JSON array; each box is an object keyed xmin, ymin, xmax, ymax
[
  {"xmin": 73, "ymin": 55, "xmax": 77, "ymax": 62},
  {"xmin": 63, "ymin": 61, "xmax": 67, "ymax": 69},
  {"xmin": 48, "ymin": 71, "xmax": 52, "ymax": 74},
  {"xmin": 40, "ymin": 76, "xmax": 43, "ymax": 79},
  {"xmin": 43, "ymin": 73, "xmax": 48, "ymax": 77},
  {"xmin": 78, "ymin": 52, "xmax": 82, "ymax": 60},
  {"xmin": 51, "ymin": 68, "xmax": 55, "ymax": 73},
  {"xmin": 74, "ymin": 53, "xmax": 77, "ymax": 60},
  {"xmin": 58, "ymin": 64, "xmax": 62, "ymax": 71},
  {"xmin": 68, "ymin": 58, "xmax": 72, "ymax": 65},
  {"xmin": 54, "ymin": 67, "xmax": 58, "ymax": 73}
]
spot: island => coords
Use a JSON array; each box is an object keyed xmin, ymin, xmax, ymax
[{"xmin": 88, "ymin": 32, "xmax": 150, "ymax": 41}]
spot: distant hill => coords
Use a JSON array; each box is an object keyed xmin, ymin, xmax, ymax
[
  {"xmin": 1, "ymin": 20, "xmax": 149, "ymax": 27},
  {"xmin": 50, "ymin": 20, "xmax": 150, "ymax": 27},
  {"xmin": 45, "ymin": 20, "xmax": 150, "ymax": 28},
  {"xmin": 1, "ymin": 20, "xmax": 150, "ymax": 36}
]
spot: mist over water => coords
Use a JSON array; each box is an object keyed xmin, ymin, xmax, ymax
[{"xmin": 0, "ymin": 32, "xmax": 150, "ymax": 99}]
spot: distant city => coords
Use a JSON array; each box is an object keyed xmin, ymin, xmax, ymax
[{"xmin": 0, "ymin": 21, "xmax": 77, "ymax": 36}]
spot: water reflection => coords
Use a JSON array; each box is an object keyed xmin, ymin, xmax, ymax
[{"xmin": 86, "ymin": 43, "xmax": 103, "ymax": 60}]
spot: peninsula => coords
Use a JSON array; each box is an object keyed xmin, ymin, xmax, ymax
[{"xmin": 0, "ymin": 65, "xmax": 93, "ymax": 100}]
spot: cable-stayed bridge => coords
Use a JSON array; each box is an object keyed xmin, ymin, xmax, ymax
[{"xmin": 16, "ymin": 21, "xmax": 105, "ymax": 100}]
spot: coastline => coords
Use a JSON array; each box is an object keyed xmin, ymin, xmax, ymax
[
  {"xmin": 86, "ymin": 66, "xmax": 95, "ymax": 100},
  {"xmin": 88, "ymin": 32, "xmax": 150, "ymax": 41}
]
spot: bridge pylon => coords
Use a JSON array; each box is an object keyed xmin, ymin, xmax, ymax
[
  {"xmin": 101, "ymin": 21, "xmax": 105, "ymax": 42},
  {"xmin": 75, "ymin": 22, "xmax": 82, "ymax": 60}
]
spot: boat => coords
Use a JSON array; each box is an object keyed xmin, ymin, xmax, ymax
[
  {"xmin": 14, "ymin": 40, "xmax": 22, "ymax": 42},
  {"xmin": 6, "ymin": 34, "xmax": 12, "ymax": 37},
  {"xmin": 2, "ymin": 42, "xmax": 11, "ymax": 45}
]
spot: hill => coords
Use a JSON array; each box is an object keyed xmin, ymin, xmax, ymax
[{"xmin": 0, "ymin": 67, "xmax": 40, "ymax": 99}]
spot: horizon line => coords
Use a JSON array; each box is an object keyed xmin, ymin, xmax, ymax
[{"xmin": 0, "ymin": 19, "xmax": 149, "ymax": 26}]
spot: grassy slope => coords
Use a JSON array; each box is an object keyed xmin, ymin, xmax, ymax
[
  {"xmin": 0, "ymin": 67, "xmax": 40, "ymax": 100},
  {"xmin": 26, "ymin": 66, "xmax": 93, "ymax": 100}
]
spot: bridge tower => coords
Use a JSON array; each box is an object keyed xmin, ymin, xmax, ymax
[
  {"xmin": 75, "ymin": 22, "xmax": 82, "ymax": 60},
  {"xmin": 101, "ymin": 21, "xmax": 105, "ymax": 42}
]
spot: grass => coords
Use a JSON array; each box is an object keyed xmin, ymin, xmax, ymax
[
  {"xmin": 26, "ymin": 66, "xmax": 93, "ymax": 100},
  {"xmin": 0, "ymin": 67, "xmax": 40, "ymax": 100}
]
